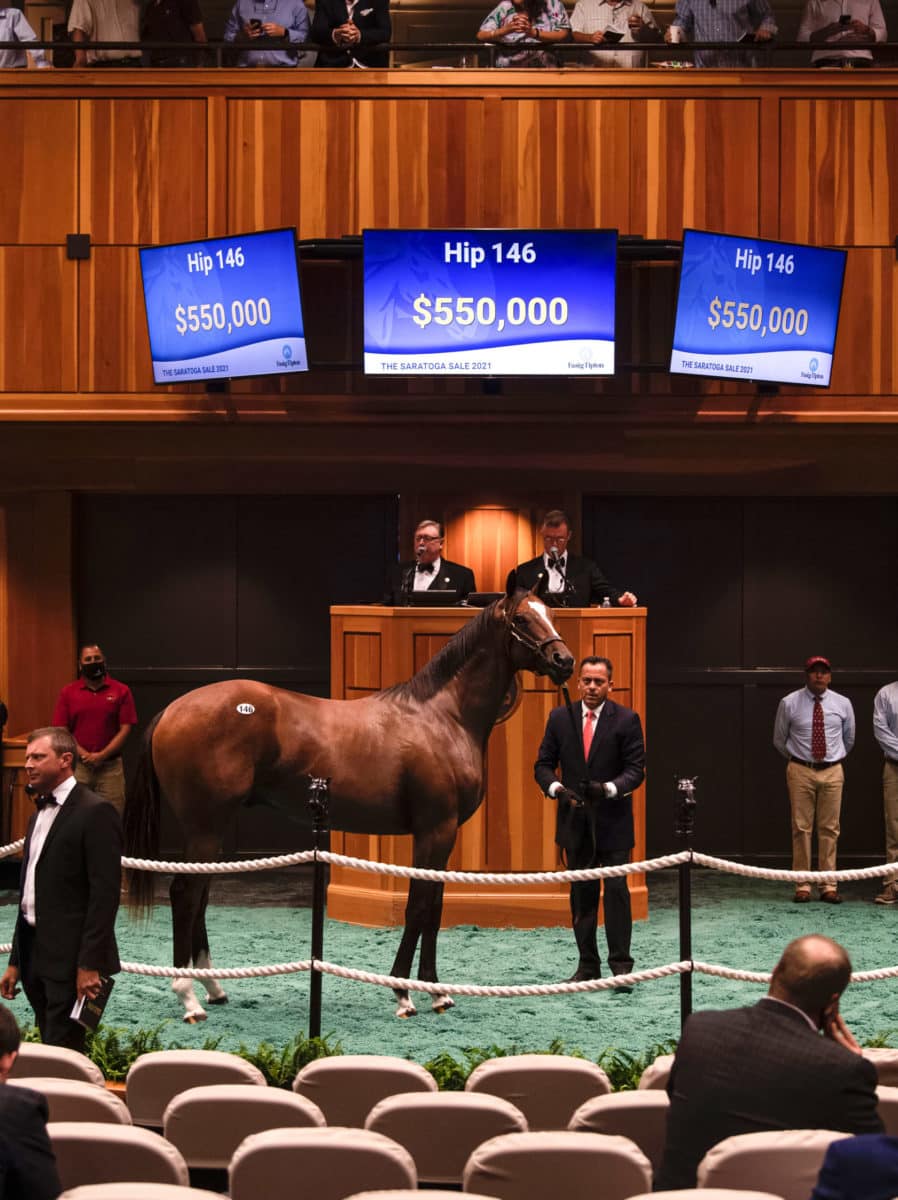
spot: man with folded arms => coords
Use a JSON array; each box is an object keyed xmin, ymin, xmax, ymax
[
  {"xmin": 656, "ymin": 934, "xmax": 882, "ymax": 1191},
  {"xmin": 773, "ymin": 655, "xmax": 855, "ymax": 904}
]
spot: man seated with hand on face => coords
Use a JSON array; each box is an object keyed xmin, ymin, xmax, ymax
[
  {"xmin": 656, "ymin": 934, "xmax": 883, "ymax": 1191},
  {"xmin": 0, "ymin": 1004, "xmax": 61, "ymax": 1200}
]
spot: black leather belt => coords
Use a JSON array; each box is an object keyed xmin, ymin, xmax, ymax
[{"xmin": 790, "ymin": 756, "xmax": 842, "ymax": 771}]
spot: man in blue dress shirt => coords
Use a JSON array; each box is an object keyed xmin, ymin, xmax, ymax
[
  {"xmin": 774, "ymin": 656, "xmax": 855, "ymax": 904},
  {"xmin": 872, "ymin": 678, "xmax": 898, "ymax": 905}
]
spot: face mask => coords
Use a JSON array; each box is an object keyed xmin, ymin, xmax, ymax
[{"xmin": 81, "ymin": 661, "xmax": 106, "ymax": 681}]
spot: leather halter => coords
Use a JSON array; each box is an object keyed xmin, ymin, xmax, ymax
[{"xmin": 503, "ymin": 599, "xmax": 564, "ymax": 656}]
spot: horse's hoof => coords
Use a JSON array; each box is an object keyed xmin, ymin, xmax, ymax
[
  {"xmin": 206, "ymin": 993, "xmax": 229, "ymax": 1006},
  {"xmin": 431, "ymin": 994, "xmax": 455, "ymax": 1014},
  {"xmin": 395, "ymin": 998, "xmax": 418, "ymax": 1019},
  {"xmin": 182, "ymin": 1008, "xmax": 207, "ymax": 1024}
]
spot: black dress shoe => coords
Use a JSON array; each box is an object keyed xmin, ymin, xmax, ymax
[{"xmin": 566, "ymin": 969, "xmax": 601, "ymax": 983}]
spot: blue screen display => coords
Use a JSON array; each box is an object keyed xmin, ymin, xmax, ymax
[
  {"xmin": 139, "ymin": 228, "xmax": 308, "ymax": 384},
  {"xmin": 363, "ymin": 229, "xmax": 617, "ymax": 376},
  {"xmin": 670, "ymin": 229, "xmax": 846, "ymax": 388}
]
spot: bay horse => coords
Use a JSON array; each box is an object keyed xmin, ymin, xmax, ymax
[{"xmin": 124, "ymin": 588, "xmax": 574, "ymax": 1020}]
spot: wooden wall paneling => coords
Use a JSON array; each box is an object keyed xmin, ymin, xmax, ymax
[
  {"xmin": 79, "ymin": 247, "xmax": 166, "ymax": 393},
  {"xmin": 554, "ymin": 99, "xmax": 632, "ymax": 231},
  {"xmin": 629, "ymin": 99, "xmax": 761, "ymax": 239},
  {"xmin": 79, "ymin": 99, "xmax": 209, "ymax": 245},
  {"xmin": 0, "ymin": 506, "xmax": 7, "ymax": 710},
  {"xmin": 779, "ymin": 99, "xmax": 898, "ymax": 246},
  {"xmin": 445, "ymin": 506, "xmax": 532, "ymax": 594},
  {"xmin": 0, "ymin": 100, "xmax": 77, "ymax": 244},
  {"xmin": 206, "ymin": 95, "xmax": 230, "ymax": 237},
  {"xmin": 4, "ymin": 492, "xmax": 75, "ymax": 736},
  {"xmin": 0, "ymin": 248, "xmax": 78, "ymax": 394},
  {"xmin": 343, "ymin": 632, "xmax": 382, "ymax": 693},
  {"xmin": 828, "ymin": 248, "xmax": 897, "ymax": 397}
]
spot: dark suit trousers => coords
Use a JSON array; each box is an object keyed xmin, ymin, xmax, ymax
[
  {"xmin": 17, "ymin": 922, "xmax": 86, "ymax": 1052},
  {"xmin": 566, "ymin": 843, "xmax": 633, "ymax": 976}
]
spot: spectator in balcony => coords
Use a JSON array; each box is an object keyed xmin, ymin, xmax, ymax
[
  {"xmin": 0, "ymin": 6, "xmax": 51, "ymax": 67},
  {"xmin": 572, "ymin": 0, "xmax": 662, "ymax": 67},
  {"xmin": 142, "ymin": 0, "xmax": 208, "ymax": 66},
  {"xmin": 311, "ymin": 0, "xmax": 391, "ymax": 66},
  {"xmin": 223, "ymin": 0, "xmax": 316, "ymax": 64},
  {"xmin": 477, "ymin": 0, "xmax": 571, "ymax": 66},
  {"xmin": 69, "ymin": 0, "xmax": 142, "ymax": 65},
  {"xmin": 664, "ymin": 0, "xmax": 776, "ymax": 67},
  {"xmin": 797, "ymin": 0, "xmax": 886, "ymax": 67}
]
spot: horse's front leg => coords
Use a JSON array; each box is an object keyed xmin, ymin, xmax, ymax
[
  {"xmin": 389, "ymin": 885, "xmax": 425, "ymax": 1018},
  {"xmin": 417, "ymin": 879, "xmax": 454, "ymax": 1014}
]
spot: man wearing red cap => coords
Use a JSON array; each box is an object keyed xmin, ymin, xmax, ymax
[{"xmin": 773, "ymin": 657, "xmax": 855, "ymax": 903}]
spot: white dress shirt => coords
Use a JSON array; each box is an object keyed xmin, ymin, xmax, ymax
[
  {"xmin": 21, "ymin": 774, "xmax": 77, "ymax": 926},
  {"xmin": 544, "ymin": 552, "xmax": 568, "ymax": 593},
  {"xmin": 413, "ymin": 555, "xmax": 442, "ymax": 591},
  {"xmin": 548, "ymin": 701, "xmax": 619, "ymax": 797}
]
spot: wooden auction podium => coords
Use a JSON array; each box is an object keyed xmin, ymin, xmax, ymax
[
  {"xmin": 329, "ymin": 605, "xmax": 647, "ymax": 929},
  {"xmin": 0, "ymin": 737, "xmax": 29, "ymax": 852}
]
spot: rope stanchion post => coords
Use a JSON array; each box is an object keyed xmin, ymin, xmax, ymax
[
  {"xmin": 675, "ymin": 775, "xmax": 698, "ymax": 1031},
  {"xmin": 307, "ymin": 776, "xmax": 330, "ymax": 1040}
]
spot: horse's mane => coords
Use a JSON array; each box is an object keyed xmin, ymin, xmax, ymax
[{"xmin": 381, "ymin": 596, "xmax": 514, "ymax": 704}]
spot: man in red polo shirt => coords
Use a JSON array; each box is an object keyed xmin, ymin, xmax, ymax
[{"xmin": 51, "ymin": 644, "xmax": 137, "ymax": 813}]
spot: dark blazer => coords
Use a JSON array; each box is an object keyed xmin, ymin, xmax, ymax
[
  {"xmin": 10, "ymin": 783, "xmax": 122, "ymax": 983},
  {"xmin": 534, "ymin": 698, "xmax": 645, "ymax": 854},
  {"xmin": 310, "ymin": 0, "xmax": 391, "ymax": 66},
  {"xmin": 0, "ymin": 1085, "xmax": 61, "ymax": 1200},
  {"xmin": 811, "ymin": 1134, "xmax": 898, "ymax": 1200},
  {"xmin": 506, "ymin": 553, "xmax": 622, "ymax": 607},
  {"xmin": 384, "ymin": 558, "xmax": 476, "ymax": 606},
  {"xmin": 656, "ymin": 998, "xmax": 884, "ymax": 1191}
]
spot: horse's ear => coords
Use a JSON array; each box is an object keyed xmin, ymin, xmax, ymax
[
  {"xmin": 529, "ymin": 577, "xmax": 543, "ymax": 596},
  {"xmin": 505, "ymin": 574, "xmax": 517, "ymax": 599}
]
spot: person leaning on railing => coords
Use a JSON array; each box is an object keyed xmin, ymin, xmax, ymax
[
  {"xmin": 141, "ymin": 0, "xmax": 208, "ymax": 67},
  {"xmin": 571, "ymin": 0, "xmax": 662, "ymax": 67},
  {"xmin": 797, "ymin": 0, "xmax": 887, "ymax": 67},
  {"xmin": 69, "ymin": 0, "xmax": 142, "ymax": 65},
  {"xmin": 664, "ymin": 0, "xmax": 776, "ymax": 66},
  {"xmin": 476, "ymin": 0, "xmax": 571, "ymax": 66},
  {"xmin": 223, "ymin": 0, "xmax": 317, "ymax": 64},
  {"xmin": 0, "ymin": 4, "xmax": 51, "ymax": 67},
  {"xmin": 310, "ymin": 0, "xmax": 391, "ymax": 66}
]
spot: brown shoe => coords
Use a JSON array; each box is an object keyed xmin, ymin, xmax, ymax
[
  {"xmin": 793, "ymin": 889, "xmax": 811, "ymax": 903},
  {"xmin": 821, "ymin": 890, "xmax": 842, "ymax": 904},
  {"xmin": 874, "ymin": 884, "xmax": 898, "ymax": 906}
]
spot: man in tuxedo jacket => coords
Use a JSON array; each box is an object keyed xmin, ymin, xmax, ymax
[
  {"xmin": 656, "ymin": 934, "xmax": 884, "ymax": 1191},
  {"xmin": 507, "ymin": 509, "xmax": 638, "ymax": 608},
  {"xmin": 0, "ymin": 1004, "xmax": 61, "ymax": 1199},
  {"xmin": 384, "ymin": 518, "xmax": 476, "ymax": 605},
  {"xmin": 534, "ymin": 655, "xmax": 645, "ymax": 984},
  {"xmin": 1, "ymin": 726, "xmax": 122, "ymax": 1052},
  {"xmin": 310, "ymin": 0, "xmax": 391, "ymax": 66}
]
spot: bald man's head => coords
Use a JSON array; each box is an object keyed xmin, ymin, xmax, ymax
[{"xmin": 769, "ymin": 935, "xmax": 852, "ymax": 1019}]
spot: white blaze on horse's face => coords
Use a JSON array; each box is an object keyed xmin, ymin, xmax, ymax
[{"xmin": 529, "ymin": 598, "xmax": 562, "ymax": 643}]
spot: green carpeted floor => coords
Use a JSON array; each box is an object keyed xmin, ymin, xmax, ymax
[{"xmin": 3, "ymin": 869, "xmax": 898, "ymax": 1062}]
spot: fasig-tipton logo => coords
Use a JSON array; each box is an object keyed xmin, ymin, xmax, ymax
[
  {"xmin": 800, "ymin": 355, "xmax": 823, "ymax": 382},
  {"xmin": 276, "ymin": 343, "xmax": 301, "ymax": 369}
]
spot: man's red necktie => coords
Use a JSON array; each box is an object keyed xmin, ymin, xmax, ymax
[
  {"xmin": 583, "ymin": 709, "xmax": 596, "ymax": 759},
  {"xmin": 811, "ymin": 696, "xmax": 827, "ymax": 762}
]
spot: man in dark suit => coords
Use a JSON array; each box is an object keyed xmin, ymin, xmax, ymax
[
  {"xmin": 534, "ymin": 655, "xmax": 645, "ymax": 986},
  {"xmin": 0, "ymin": 1003, "xmax": 61, "ymax": 1199},
  {"xmin": 0, "ymin": 726, "xmax": 122, "ymax": 1052},
  {"xmin": 507, "ymin": 509, "xmax": 637, "ymax": 608},
  {"xmin": 656, "ymin": 934, "xmax": 884, "ymax": 1191},
  {"xmin": 384, "ymin": 518, "xmax": 476, "ymax": 605},
  {"xmin": 310, "ymin": 0, "xmax": 391, "ymax": 66},
  {"xmin": 811, "ymin": 1133, "xmax": 898, "ymax": 1200}
]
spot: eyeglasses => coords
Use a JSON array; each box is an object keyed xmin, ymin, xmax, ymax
[
  {"xmin": 542, "ymin": 534, "xmax": 569, "ymax": 544},
  {"xmin": 414, "ymin": 534, "xmax": 441, "ymax": 543}
]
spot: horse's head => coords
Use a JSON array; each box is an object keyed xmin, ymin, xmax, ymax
[{"xmin": 500, "ymin": 589, "xmax": 575, "ymax": 684}]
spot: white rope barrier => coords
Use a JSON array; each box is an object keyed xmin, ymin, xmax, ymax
[
  {"xmin": 120, "ymin": 959, "xmax": 313, "ymax": 979},
  {"xmin": 693, "ymin": 852, "xmax": 898, "ymax": 884},
  {"xmin": 315, "ymin": 849, "xmax": 690, "ymax": 884},
  {"xmin": 0, "ymin": 840, "xmax": 24, "ymax": 861},
  {"xmin": 122, "ymin": 850, "xmax": 316, "ymax": 873}
]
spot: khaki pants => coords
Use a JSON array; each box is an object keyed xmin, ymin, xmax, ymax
[
  {"xmin": 884, "ymin": 760, "xmax": 898, "ymax": 885},
  {"xmin": 787, "ymin": 760, "xmax": 843, "ymax": 886},
  {"xmin": 75, "ymin": 756, "xmax": 126, "ymax": 813}
]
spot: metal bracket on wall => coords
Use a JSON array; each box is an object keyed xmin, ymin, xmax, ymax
[{"xmin": 66, "ymin": 234, "xmax": 91, "ymax": 261}]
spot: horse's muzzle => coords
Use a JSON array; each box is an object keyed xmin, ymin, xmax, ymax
[{"xmin": 546, "ymin": 648, "xmax": 575, "ymax": 683}]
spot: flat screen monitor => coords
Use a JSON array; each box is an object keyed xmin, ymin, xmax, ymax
[
  {"xmin": 670, "ymin": 229, "xmax": 847, "ymax": 388},
  {"xmin": 139, "ymin": 227, "xmax": 308, "ymax": 384},
  {"xmin": 363, "ymin": 228, "xmax": 617, "ymax": 376},
  {"xmin": 403, "ymin": 589, "xmax": 462, "ymax": 607}
]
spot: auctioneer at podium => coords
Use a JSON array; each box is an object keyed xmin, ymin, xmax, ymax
[{"xmin": 506, "ymin": 509, "xmax": 638, "ymax": 608}]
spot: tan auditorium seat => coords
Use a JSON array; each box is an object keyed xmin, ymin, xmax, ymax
[
  {"xmin": 463, "ymin": 1130, "xmax": 653, "ymax": 1200},
  {"xmin": 126, "ymin": 1048, "xmax": 266, "ymax": 1127},
  {"xmin": 876, "ymin": 1084, "xmax": 898, "ymax": 1134},
  {"xmin": 229, "ymin": 1127, "xmax": 417, "ymax": 1200},
  {"xmin": 347, "ymin": 1192, "xmax": 498, "ymax": 1199},
  {"xmin": 863, "ymin": 1047, "xmax": 898, "ymax": 1087},
  {"xmin": 164, "ymin": 1082, "xmax": 325, "ymax": 1169},
  {"xmin": 629, "ymin": 1191, "xmax": 784, "ymax": 1200},
  {"xmin": 465, "ymin": 1053, "xmax": 612, "ymax": 1130},
  {"xmin": 365, "ymin": 1090, "xmax": 528, "ymax": 1184},
  {"xmin": 49, "ymin": 1121, "xmax": 190, "ymax": 1190},
  {"xmin": 637, "ymin": 1052, "xmax": 675, "ymax": 1090},
  {"xmin": 12, "ymin": 1077, "xmax": 131, "ymax": 1123},
  {"xmin": 9, "ymin": 1043, "xmax": 105, "ymax": 1085},
  {"xmin": 61, "ymin": 1186, "xmax": 223, "ymax": 1199},
  {"xmin": 292, "ymin": 1054, "xmax": 437, "ymax": 1126},
  {"xmin": 569, "ymin": 1089, "xmax": 670, "ymax": 1170},
  {"xmin": 696, "ymin": 1129, "xmax": 853, "ymax": 1200}
]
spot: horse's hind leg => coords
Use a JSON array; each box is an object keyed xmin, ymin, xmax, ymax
[
  {"xmin": 417, "ymin": 880, "xmax": 454, "ymax": 1014},
  {"xmin": 171, "ymin": 873, "xmax": 210, "ymax": 1022},
  {"xmin": 389, "ymin": 888, "xmax": 424, "ymax": 1018},
  {"xmin": 193, "ymin": 880, "xmax": 228, "ymax": 1007}
]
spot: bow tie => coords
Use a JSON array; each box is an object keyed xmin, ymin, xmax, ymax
[
  {"xmin": 34, "ymin": 793, "xmax": 58, "ymax": 811},
  {"xmin": 416, "ymin": 562, "xmax": 434, "ymax": 574},
  {"xmin": 548, "ymin": 555, "xmax": 566, "ymax": 569}
]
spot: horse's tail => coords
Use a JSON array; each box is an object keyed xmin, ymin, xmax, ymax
[{"xmin": 123, "ymin": 710, "xmax": 164, "ymax": 916}]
